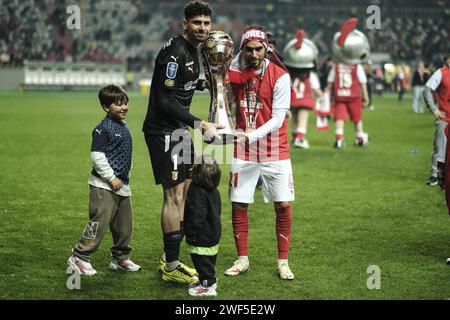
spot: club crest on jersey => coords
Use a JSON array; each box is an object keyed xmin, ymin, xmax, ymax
[{"xmin": 166, "ymin": 62, "xmax": 178, "ymax": 79}]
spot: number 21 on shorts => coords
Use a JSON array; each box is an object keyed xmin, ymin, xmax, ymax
[{"xmin": 229, "ymin": 172, "xmax": 239, "ymax": 189}]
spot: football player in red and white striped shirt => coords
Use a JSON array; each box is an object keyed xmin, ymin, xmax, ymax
[{"xmin": 225, "ymin": 26, "xmax": 295, "ymax": 280}]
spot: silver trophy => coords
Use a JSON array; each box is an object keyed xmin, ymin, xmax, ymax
[{"xmin": 201, "ymin": 31, "xmax": 236, "ymax": 144}]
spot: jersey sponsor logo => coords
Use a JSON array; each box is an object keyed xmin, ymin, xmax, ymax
[
  {"xmin": 166, "ymin": 62, "xmax": 178, "ymax": 79},
  {"xmin": 184, "ymin": 79, "xmax": 198, "ymax": 90},
  {"xmin": 164, "ymin": 79, "xmax": 175, "ymax": 87},
  {"xmin": 239, "ymin": 99, "xmax": 263, "ymax": 110},
  {"xmin": 95, "ymin": 129, "xmax": 102, "ymax": 134},
  {"xmin": 184, "ymin": 81, "xmax": 195, "ymax": 90},
  {"xmin": 170, "ymin": 55, "xmax": 178, "ymax": 62}
]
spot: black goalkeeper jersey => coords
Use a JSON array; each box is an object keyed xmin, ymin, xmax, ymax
[{"xmin": 143, "ymin": 35, "xmax": 205, "ymax": 135}]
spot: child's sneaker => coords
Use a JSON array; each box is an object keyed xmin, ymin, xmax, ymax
[
  {"xmin": 158, "ymin": 258, "xmax": 165, "ymax": 274},
  {"xmin": 158, "ymin": 258, "xmax": 198, "ymax": 276},
  {"xmin": 67, "ymin": 255, "xmax": 97, "ymax": 276},
  {"xmin": 278, "ymin": 262, "xmax": 294, "ymax": 280},
  {"xmin": 162, "ymin": 264, "xmax": 199, "ymax": 284},
  {"xmin": 109, "ymin": 258, "xmax": 141, "ymax": 272},
  {"xmin": 188, "ymin": 282, "xmax": 217, "ymax": 297},
  {"xmin": 224, "ymin": 259, "xmax": 249, "ymax": 276}
]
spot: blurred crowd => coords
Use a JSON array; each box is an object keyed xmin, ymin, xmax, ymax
[{"xmin": 0, "ymin": 0, "xmax": 449, "ymax": 72}]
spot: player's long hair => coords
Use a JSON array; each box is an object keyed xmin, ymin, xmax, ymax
[{"xmin": 192, "ymin": 154, "xmax": 221, "ymax": 190}]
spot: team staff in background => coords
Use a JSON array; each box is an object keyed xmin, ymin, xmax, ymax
[
  {"xmin": 225, "ymin": 25, "xmax": 295, "ymax": 280},
  {"xmin": 423, "ymin": 56, "xmax": 450, "ymax": 191},
  {"xmin": 142, "ymin": 1, "xmax": 223, "ymax": 285},
  {"xmin": 411, "ymin": 61, "xmax": 429, "ymax": 114}
]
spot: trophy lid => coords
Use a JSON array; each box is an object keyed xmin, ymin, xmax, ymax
[{"xmin": 202, "ymin": 31, "xmax": 234, "ymax": 66}]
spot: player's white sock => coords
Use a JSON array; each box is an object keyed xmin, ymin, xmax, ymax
[
  {"xmin": 238, "ymin": 256, "xmax": 249, "ymax": 262},
  {"xmin": 278, "ymin": 259, "xmax": 289, "ymax": 268}
]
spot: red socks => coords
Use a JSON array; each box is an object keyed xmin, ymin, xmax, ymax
[
  {"xmin": 232, "ymin": 206, "xmax": 249, "ymax": 256},
  {"xmin": 275, "ymin": 205, "xmax": 292, "ymax": 259},
  {"xmin": 232, "ymin": 205, "xmax": 292, "ymax": 259}
]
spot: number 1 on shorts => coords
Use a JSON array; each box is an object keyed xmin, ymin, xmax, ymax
[{"xmin": 172, "ymin": 154, "xmax": 177, "ymax": 171}]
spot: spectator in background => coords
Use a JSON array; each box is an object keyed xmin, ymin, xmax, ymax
[
  {"xmin": 396, "ymin": 65, "xmax": 406, "ymax": 104},
  {"xmin": 266, "ymin": 31, "xmax": 284, "ymax": 63},
  {"xmin": 364, "ymin": 61, "xmax": 375, "ymax": 110},
  {"xmin": 320, "ymin": 57, "xmax": 334, "ymax": 90},
  {"xmin": 395, "ymin": 64, "xmax": 409, "ymax": 104},
  {"xmin": 411, "ymin": 61, "xmax": 429, "ymax": 113}
]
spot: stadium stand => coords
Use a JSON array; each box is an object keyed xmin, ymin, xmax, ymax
[{"xmin": 0, "ymin": 0, "xmax": 448, "ymax": 74}]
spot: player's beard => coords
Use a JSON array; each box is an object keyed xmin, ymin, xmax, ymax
[
  {"xmin": 248, "ymin": 57, "xmax": 263, "ymax": 70},
  {"xmin": 186, "ymin": 29, "xmax": 207, "ymax": 46}
]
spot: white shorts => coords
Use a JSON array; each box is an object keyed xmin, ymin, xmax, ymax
[{"xmin": 229, "ymin": 158, "xmax": 295, "ymax": 204}]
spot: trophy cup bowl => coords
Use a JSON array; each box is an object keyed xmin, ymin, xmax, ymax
[{"xmin": 201, "ymin": 31, "xmax": 236, "ymax": 145}]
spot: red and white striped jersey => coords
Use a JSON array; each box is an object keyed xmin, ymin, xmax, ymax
[{"xmin": 230, "ymin": 60, "xmax": 291, "ymax": 162}]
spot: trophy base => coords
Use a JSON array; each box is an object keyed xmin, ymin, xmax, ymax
[{"xmin": 204, "ymin": 133, "xmax": 237, "ymax": 145}]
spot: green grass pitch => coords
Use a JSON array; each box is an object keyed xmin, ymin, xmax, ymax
[{"xmin": 0, "ymin": 90, "xmax": 449, "ymax": 300}]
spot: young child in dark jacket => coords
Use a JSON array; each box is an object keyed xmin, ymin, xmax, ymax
[{"xmin": 184, "ymin": 154, "xmax": 221, "ymax": 297}]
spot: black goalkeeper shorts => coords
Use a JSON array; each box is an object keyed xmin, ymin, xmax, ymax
[{"xmin": 144, "ymin": 131, "xmax": 195, "ymax": 189}]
